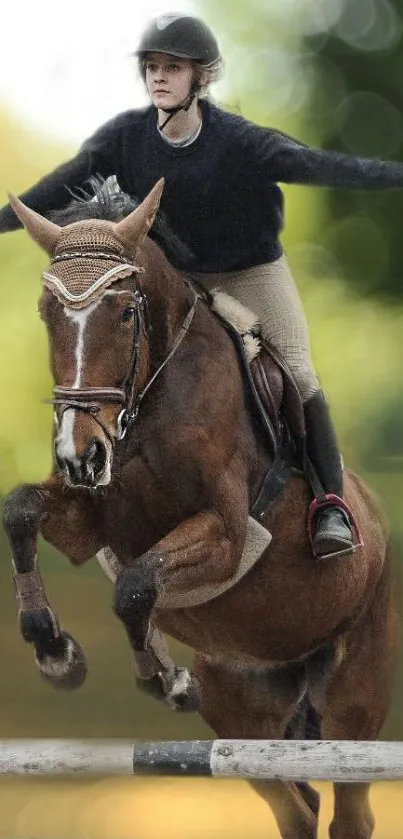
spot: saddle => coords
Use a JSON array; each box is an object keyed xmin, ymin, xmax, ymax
[
  {"xmin": 209, "ymin": 297, "xmax": 363, "ymax": 562},
  {"xmin": 210, "ymin": 294, "xmax": 307, "ymax": 522}
]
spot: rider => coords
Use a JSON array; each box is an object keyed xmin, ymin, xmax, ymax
[{"xmin": 2, "ymin": 13, "xmax": 403, "ymax": 558}]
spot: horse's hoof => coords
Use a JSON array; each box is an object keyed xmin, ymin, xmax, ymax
[
  {"xmin": 34, "ymin": 631, "xmax": 88, "ymax": 691},
  {"xmin": 136, "ymin": 666, "xmax": 201, "ymax": 712},
  {"xmin": 135, "ymin": 673, "xmax": 169, "ymax": 702},
  {"xmin": 165, "ymin": 667, "xmax": 201, "ymax": 712}
]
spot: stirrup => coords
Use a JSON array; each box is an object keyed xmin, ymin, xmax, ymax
[{"xmin": 307, "ymin": 494, "xmax": 364, "ymax": 560}]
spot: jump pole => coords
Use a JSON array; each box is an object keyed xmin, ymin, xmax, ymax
[{"xmin": 0, "ymin": 740, "xmax": 402, "ymax": 782}]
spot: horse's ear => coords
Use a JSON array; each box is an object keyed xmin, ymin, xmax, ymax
[
  {"xmin": 114, "ymin": 178, "xmax": 165, "ymax": 250},
  {"xmin": 7, "ymin": 193, "xmax": 61, "ymax": 256}
]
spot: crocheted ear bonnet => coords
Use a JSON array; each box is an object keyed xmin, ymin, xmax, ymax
[
  {"xmin": 7, "ymin": 178, "xmax": 164, "ymax": 308},
  {"xmin": 42, "ymin": 219, "xmax": 141, "ymax": 310}
]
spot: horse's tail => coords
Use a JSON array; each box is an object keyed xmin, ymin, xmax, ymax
[
  {"xmin": 284, "ymin": 641, "xmax": 337, "ymax": 741},
  {"xmin": 284, "ymin": 693, "xmax": 322, "ymax": 741}
]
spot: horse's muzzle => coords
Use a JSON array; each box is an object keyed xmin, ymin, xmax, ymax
[{"xmin": 55, "ymin": 438, "xmax": 109, "ymax": 488}]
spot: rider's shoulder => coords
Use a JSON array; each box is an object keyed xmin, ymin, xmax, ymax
[
  {"xmin": 206, "ymin": 102, "xmax": 279, "ymax": 144},
  {"xmin": 102, "ymin": 106, "xmax": 153, "ymax": 133},
  {"xmin": 86, "ymin": 107, "xmax": 153, "ymax": 142},
  {"xmin": 213, "ymin": 106, "xmax": 308, "ymax": 160}
]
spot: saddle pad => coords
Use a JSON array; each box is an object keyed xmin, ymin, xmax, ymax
[{"xmin": 97, "ymin": 516, "xmax": 272, "ymax": 609}]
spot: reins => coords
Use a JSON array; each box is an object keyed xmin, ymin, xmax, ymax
[{"xmin": 124, "ymin": 291, "xmax": 197, "ymax": 432}]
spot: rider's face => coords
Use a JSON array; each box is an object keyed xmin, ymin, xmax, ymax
[{"xmin": 145, "ymin": 53, "xmax": 194, "ymax": 109}]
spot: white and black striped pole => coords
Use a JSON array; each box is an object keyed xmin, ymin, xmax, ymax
[{"xmin": 0, "ymin": 740, "xmax": 403, "ymax": 781}]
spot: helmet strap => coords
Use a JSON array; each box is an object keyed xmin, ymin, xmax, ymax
[{"xmin": 158, "ymin": 89, "xmax": 197, "ymax": 132}]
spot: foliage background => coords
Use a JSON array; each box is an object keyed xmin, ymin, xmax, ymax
[{"xmin": 1, "ymin": 0, "xmax": 403, "ymax": 836}]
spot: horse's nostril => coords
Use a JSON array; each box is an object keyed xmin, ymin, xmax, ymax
[
  {"xmin": 54, "ymin": 439, "xmax": 108, "ymax": 486},
  {"xmin": 88, "ymin": 439, "xmax": 107, "ymax": 476}
]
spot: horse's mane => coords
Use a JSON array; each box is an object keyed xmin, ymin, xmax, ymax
[{"xmin": 47, "ymin": 176, "xmax": 195, "ymax": 269}]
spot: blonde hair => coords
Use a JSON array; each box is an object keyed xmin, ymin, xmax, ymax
[{"xmin": 138, "ymin": 55, "xmax": 223, "ymax": 96}]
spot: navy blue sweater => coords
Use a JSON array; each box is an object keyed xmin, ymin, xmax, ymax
[{"xmin": 2, "ymin": 100, "xmax": 403, "ymax": 272}]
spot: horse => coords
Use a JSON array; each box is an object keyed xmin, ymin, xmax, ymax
[{"xmin": 2, "ymin": 179, "xmax": 398, "ymax": 839}]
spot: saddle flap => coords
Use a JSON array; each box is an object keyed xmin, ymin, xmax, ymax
[
  {"xmin": 257, "ymin": 339, "xmax": 306, "ymax": 443},
  {"xmin": 208, "ymin": 291, "xmax": 306, "ymax": 452},
  {"xmin": 250, "ymin": 352, "xmax": 283, "ymax": 437}
]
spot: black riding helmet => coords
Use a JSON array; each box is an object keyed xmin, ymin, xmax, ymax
[
  {"xmin": 135, "ymin": 14, "xmax": 221, "ymax": 131},
  {"xmin": 135, "ymin": 13, "xmax": 221, "ymax": 66}
]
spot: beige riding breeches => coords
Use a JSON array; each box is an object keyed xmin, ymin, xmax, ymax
[{"xmin": 183, "ymin": 254, "xmax": 320, "ymax": 403}]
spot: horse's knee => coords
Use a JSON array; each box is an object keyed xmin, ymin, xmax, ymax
[
  {"xmin": 113, "ymin": 563, "xmax": 158, "ymax": 624},
  {"xmin": 3, "ymin": 485, "xmax": 44, "ymax": 528},
  {"xmin": 3, "ymin": 485, "xmax": 44, "ymax": 541}
]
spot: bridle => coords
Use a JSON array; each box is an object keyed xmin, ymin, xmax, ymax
[{"xmin": 45, "ymin": 251, "xmax": 199, "ymax": 445}]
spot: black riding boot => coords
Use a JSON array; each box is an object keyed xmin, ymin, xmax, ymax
[{"xmin": 303, "ymin": 390, "xmax": 354, "ymax": 558}]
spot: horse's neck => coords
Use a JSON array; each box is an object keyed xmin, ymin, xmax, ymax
[
  {"xmin": 133, "ymin": 247, "xmax": 270, "ymax": 499},
  {"xmin": 142, "ymin": 249, "xmax": 195, "ymax": 367}
]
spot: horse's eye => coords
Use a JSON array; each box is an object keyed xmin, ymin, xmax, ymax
[{"xmin": 121, "ymin": 307, "xmax": 135, "ymax": 324}]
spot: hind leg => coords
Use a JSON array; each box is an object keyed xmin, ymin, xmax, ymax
[
  {"xmin": 329, "ymin": 785, "xmax": 374, "ymax": 839},
  {"xmin": 320, "ymin": 554, "xmax": 399, "ymax": 839},
  {"xmin": 193, "ymin": 654, "xmax": 319, "ymax": 839}
]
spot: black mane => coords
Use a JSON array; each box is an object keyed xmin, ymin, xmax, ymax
[{"xmin": 48, "ymin": 176, "xmax": 194, "ymax": 268}]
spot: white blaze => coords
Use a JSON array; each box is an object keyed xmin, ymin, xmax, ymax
[{"xmin": 56, "ymin": 300, "xmax": 101, "ymax": 461}]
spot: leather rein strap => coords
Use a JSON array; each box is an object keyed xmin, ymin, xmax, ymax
[{"xmin": 46, "ymin": 255, "xmax": 199, "ymax": 441}]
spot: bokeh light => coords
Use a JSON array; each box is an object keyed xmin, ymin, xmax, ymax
[
  {"xmin": 335, "ymin": 91, "xmax": 403, "ymax": 157},
  {"xmin": 334, "ymin": 0, "xmax": 402, "ymax": 51},
  {"xmin": 1, "ymin": 1, "xmax": 403, "ymax": 836}
]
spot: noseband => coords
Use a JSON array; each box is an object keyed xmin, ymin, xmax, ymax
[{"xmin": 45, "ymin": 251, "xmax": 199, "ymax": 444}]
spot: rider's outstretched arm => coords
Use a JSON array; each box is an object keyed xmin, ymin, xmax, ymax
[
  {"xmin": 0, "ymin": 118, "xmax": 117, "ymax": 233},
  {"xmin": 248, "ymin": 124, "xmax": 403, "ymax": 190}
]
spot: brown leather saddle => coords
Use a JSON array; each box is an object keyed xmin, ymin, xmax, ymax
[
  {"xmin": 214, "ymin": 313, "xmax": 307, "ymax": 521},
  {"xmin": 210, "ymin": 306, "xmax": 363, "ymax": 557}
]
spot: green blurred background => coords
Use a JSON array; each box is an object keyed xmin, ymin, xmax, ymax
[{"xmin": 1, "ymin": 0, "xmax": 403, "ymax": 836}]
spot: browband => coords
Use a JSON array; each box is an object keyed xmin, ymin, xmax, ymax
[
  {"xmin": 42, "ymin": 264, "xmax": 142, "ymax": 304},
  {"xmin": 42, "ymin": 250, "xmax": 145, "ymax": 307}
]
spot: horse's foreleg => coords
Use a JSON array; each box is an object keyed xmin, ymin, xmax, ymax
[
  {"xmin": 97, "ymin": 547, "xmax": 198, "ymax": 711},
  {"xmin": 114, "ymin": 508, "xmax": 240, "ymax": 618},
  {"xmin": 113, "ymin": 510, "xmax": 236, "ymax": 710},
  {"xmin": 3, "ymin": 481, "xmax": 95, "ymax": 690},
  {"xmin": 113, "ymin": 509, "xmax": 239, "ymax": 627},
  {"xmin": 134, "ymin": 624, "xmax": 201, "ymax": 711}
]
